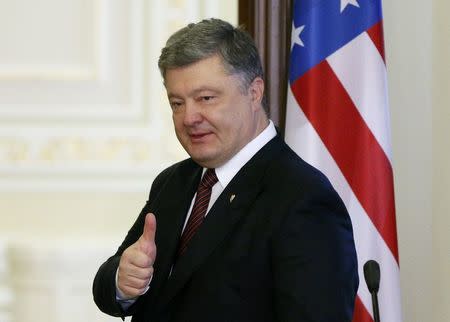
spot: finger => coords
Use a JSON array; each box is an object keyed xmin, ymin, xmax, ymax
[
  {"xmin": 117, "ymin": 266, "xmax": 153, "ymax": 299},
  {"xmin": 117, "ymin": 284, "xmax": 148, "ymax": 299},
  {"xmin": 120, "ymin": 274, "xmax": 152, "ymax": 290},
  {"xmin": 120, "ymin": 264, "xmax": 154, "ymax": 280},
  {"xmin": 128, "ymin": 251, "xmax": 154, "ymax": 268},
  {"xmin": 141, "ymin": 213, "xmax": 157, "ymax": 243}
]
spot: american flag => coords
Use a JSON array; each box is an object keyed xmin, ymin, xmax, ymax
[{"xmin": 285, "ymin": 0, "xmax": 402, "ymax": 321}]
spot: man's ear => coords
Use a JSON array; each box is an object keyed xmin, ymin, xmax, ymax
[{"xmin": 249, "ymin": 77, "xmax": 265, "ymax": 110}]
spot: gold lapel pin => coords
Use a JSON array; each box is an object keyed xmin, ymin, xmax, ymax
[{"xmin": 229, "ymin": 194, "xmax": 236, "ymax": 203}]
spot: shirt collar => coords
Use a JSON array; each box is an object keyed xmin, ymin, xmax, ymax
[{"xmin": 213, "ymin": 120, "xmax": 277, "ymax": 189}]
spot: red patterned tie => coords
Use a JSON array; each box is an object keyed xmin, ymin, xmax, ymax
[{"xmin": 177, "ymin": 168, "xmax": 218, "ymax": 257}]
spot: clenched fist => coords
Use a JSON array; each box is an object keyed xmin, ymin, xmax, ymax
[{"xmin": 117, "ymin": 213, "xmax": 157, "ymax": 299}]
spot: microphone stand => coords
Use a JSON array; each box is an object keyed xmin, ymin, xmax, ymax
[{"xmin": 370, "ymin": 289, "xmax": 380, "ymax": 322}]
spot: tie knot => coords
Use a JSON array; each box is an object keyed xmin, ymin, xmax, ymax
[{"xmin": 200, "ymin": 168, "xmax": 218, "ymax": 189}]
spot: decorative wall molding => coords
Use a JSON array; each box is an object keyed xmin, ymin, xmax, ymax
[
  {"xmin": 0, "ymin": 0, "xmax": 144, "ymax": 120},
  {"xmin": 8, "ymin": 239, "xmax": 118, "ymax": 322},
  {"xmin": 0, "ymin": 0, "xmax": 236, "ymax": 191},
  {"xmin": 0, "ymin": 0, "xmax": 99, "ymax": 82},
  {"xmin": 0, "ymin": 240, "xmax": 12, "ymax": 322},
  {"xmin": 0, "ymin": 126, "xmax": 187, "ymax": 191}
]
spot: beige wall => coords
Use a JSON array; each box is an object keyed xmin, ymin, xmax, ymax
[
  {"xmin": 384, "ymin": 1, "xmax": 433, "ymax": 322},
  {"xmin": 0, "ymin": 0, "xmax": 448, "ymax": 322},
  {"xmin": 385, "ymin": 0, "xmax": 450, "ymax": 321},
  {"xmin": 433, "ymin": 0, "xmax": 450, "ymax": 321}
]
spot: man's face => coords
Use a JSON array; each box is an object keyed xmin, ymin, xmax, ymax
[{"xmin": 164, "ymin": 54, "xmax": 266, "ymax": 168}]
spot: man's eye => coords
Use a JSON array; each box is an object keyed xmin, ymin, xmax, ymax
[
  {"xmin": 202, "ymin": 96, "xmax": 215, "ymax": 102},
  {"xmin": 170, "ymin": 101, "xmax": 182, "ymax": 109}
]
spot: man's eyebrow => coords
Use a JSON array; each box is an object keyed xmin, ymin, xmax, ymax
[
  {"xmin": 167, "ymin": 92, "xmax": 182, "ymax": 99},
  {"xmin": 168, "ymin": 86, "xmax": 223, "ymax": 99},
  {"xmin": 190, "ymin": 86, "xmax": 222, "ymax": 95}
]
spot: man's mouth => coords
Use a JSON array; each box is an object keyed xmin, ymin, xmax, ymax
[{"xmin": 189, "ymin": 132, "xmax": 212, "ymax": 142}]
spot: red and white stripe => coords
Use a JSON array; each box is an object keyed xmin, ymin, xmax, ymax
[{"xmin": 285, "ymin": 22, "xmax": 402, "ymax": 322}]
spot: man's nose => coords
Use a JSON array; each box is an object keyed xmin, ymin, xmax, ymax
[{"xmin": 183, "ymin": 102, "xmax": 203, "ymax": 126}]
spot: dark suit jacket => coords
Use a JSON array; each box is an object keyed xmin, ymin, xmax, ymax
[{"xmin": 93, "ymin": 135, "xmax": 358, "ymax": 322}]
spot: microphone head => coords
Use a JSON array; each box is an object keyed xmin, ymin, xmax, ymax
[{"xmin": 363, "ymin": 260, "xmax": 380, "ymax": 293}]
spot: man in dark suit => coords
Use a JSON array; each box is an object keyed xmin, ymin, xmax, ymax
[{"xmin": 93, "ymin": 18, "xmax": 358, "ymax": 322}]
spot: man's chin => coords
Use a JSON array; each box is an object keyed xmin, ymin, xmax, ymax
[
  {"xmin": 191, "ymin": 156, "xmax": 214, "ymax": 168},
  {"xmin": 189, "ymin": 151, "xmax": 220, "ymax": 168}
]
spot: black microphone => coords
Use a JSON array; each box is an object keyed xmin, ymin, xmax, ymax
[{"xmin": 363, "ymin": 260, "xmax": 381, "ymax": 322}]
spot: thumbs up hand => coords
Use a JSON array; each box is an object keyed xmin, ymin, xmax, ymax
[{"xmin": 117, "ymin": 213, "xmax": 157, "ymax": 299}]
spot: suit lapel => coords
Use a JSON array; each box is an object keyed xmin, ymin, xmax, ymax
[
  {"xmin": 148, "ymin": 161, "xmax": 203, "ymax": 300},
  {"xmin": 157, "ymin": 135, "xmax": 284, "ymax": 309}
]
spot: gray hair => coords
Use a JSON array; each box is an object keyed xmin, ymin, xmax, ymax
[{"xmin": 158, "ymin": 18, "xmax": 265, "ymax": 99}]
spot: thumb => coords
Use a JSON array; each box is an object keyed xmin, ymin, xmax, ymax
[{"xmin": 141, "ymin": 213, "xmax": 156, "ymax": 244}]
